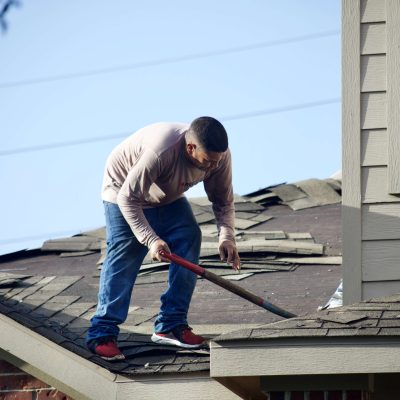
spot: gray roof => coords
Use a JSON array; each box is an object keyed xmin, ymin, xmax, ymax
[
  {"xmin": 214, "ymin": 294, "xmax": 400, "ymax": 342},
  {"xmin": 0, "ymin": 177, "xmax": 343, "ymax": 379}
]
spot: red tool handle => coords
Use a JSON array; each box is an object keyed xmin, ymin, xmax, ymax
[{"xmin": 159, "ymin": 250, "xmax": 296, "ymax": 319}]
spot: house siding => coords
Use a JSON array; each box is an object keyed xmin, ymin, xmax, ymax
[
  {"xmin": 0, "ymin": 359, "xmax": 72, "ymax": 400},
  {"xmin": 343, "ymin": 0, "xmax": 400, "ymax": 303},
  {"xmin": 342, "ymin": 0, "xmax": 362, "ymax": 304}
]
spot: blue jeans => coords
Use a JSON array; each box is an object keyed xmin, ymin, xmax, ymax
[{"xmin": 86, "ymin": 197, "xmax": 202, "ymax": 343}]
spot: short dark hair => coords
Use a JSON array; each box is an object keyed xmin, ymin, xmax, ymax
[{"xmin": 187, "ymin": 116, "xmax": 228, "ymax": 152}]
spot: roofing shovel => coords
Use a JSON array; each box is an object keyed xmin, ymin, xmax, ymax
[{"xmin": 159, "ymin": 250, "xmax": 297, "ymax": 319}]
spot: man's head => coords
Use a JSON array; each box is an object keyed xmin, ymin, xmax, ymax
[{"xmin": 185, "ymin": 116, "xmax": 228, "ymax": 171}]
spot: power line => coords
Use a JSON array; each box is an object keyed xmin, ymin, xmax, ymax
[
  {"xmin": 220, "ymin": 97, "xmax": 340, "ymax": 121},
  {"xmin": 0, "ymin": 132, "xmax": 131, "ymax": 156},
  {"xmin": 0, "ymin": 97, "xmax": 341, "ymax": 245},
  {"xmin": 0, "ymin": 30, "xmax": 339, "ymax": 89},
  {"xmin": 0, "ymin": 229, "xmax": 84, "ymax": 245},
  {"xmin": 0, "ymin": 97, "xmax": 341, "ymax": 157}
]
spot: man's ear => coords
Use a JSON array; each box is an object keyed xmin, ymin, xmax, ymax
[{"xmin": 186, "ymin": 143, "xmax": 196, "ymax": 155}]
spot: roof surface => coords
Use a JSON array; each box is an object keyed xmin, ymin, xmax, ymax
[
  {"xmin": 214, "ymin": 293, "xmax": 400, "ymax": 342},
  {"xmin": 0, "ymin": 178, "xmax": 343, "ymax": 378}
]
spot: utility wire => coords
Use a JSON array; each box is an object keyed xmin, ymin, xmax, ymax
[
  {"xmin": 0, "ymin": 229, "xmax": 85, "ymax": 245},
  {"xmin": 220, "ymin": 97, "xmax": 340, "ymax": 121},
  {"xmin": 0, "ymin": 97, "xmax": 341, "ymax": 157},
  {"xmin": 1, "ymin": 96, "xmax": 341, "ymax": 244},
  {"xmin": 0, "ymin": 30, "xmax": 339, "ymax": 89},
  {"xmin": 0, "ymin": 132, "xmax": 131, "ymax": 156}
]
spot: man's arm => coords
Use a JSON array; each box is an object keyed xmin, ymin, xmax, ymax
[
  {"xmin": 116, "ymin": 150, "xmax": 170, "ymax": 261},
  {"xmin": 203, "ymin": 150, "xmax": 240, "ymax": 270}
]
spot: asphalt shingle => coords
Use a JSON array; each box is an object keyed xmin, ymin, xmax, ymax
[{"xmin": 0, "ymin": 190, "xmax": 343, "ymax": 377}]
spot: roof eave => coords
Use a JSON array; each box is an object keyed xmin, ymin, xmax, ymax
[
  {"xmin": 0, "ymin": 313, "xmax": 241, "ymax": 400},
  {"xmin": 210, "ymin": 336, "xmax": 400, "ymax": 377},
  {"xmin": 114, "ymin": 372, "xmax": 242, "ymax": 400},
  {"xmin": 0, "ymin": 312, "xmax": 118, "ymax": 399}
]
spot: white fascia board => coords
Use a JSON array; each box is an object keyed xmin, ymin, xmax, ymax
[
  {"xmin": 116, "ymin": 373, "xmax": 242, "ymax": 400},
  {"xmin": 0, "ymin": 313, "xmax": 118, "ymax": 400},
  {"xmin": 210, "ymin": 338, "xmax": 400, "ymax": 377},
  {"xmin": 0, "ymin": 313, "xmax": 240, "ymax": 400}
]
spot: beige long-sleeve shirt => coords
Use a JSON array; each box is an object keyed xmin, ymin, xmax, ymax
[{"xmin": 102, "ymin": 122, "xmax": 235, "ymax": 248}]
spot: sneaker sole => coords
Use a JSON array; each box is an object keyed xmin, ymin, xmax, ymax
[
  {"xmin": 99, "ymin": 354, "xmax": 125, "ymax": 361},
  {"xmin": 151, "ymin": 333, "xmax": 206, "ymax": 349}
]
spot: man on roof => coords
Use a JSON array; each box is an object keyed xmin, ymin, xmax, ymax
[{"xmin": 86, "ymin": 116, "xmax": 240, "ymax": 360}]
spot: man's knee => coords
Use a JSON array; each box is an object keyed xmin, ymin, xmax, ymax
[
  {"xmin": 186, "ymin": 223, "xmax": 202, "ymax": 249},
  {"xmin": 170, "ymin": 222, "xmax": 201, "ymax": 259},
  {"xmin": 108, "ymin": 236, "xmax": 140, "ymax": 254},
  {"xmin": 105, "ymin": 237, "xmax": 146, "ymax": 275}
]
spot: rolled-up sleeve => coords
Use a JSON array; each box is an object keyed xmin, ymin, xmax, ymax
[
  {"xmin": 116, "ymin": 150, "xmax": 161, "ymax": 248},
  {"xmin": 203, "ymin": 150, "xmax": 236, "ymax": 243}
]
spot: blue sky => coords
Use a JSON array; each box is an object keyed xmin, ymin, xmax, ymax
[{"xmin": 0, "ymin": 1, "xmax": 341, "ymax": 255}]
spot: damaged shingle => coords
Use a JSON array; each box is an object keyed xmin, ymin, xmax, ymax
[
  {"xmin": 0, "ymin": 179, "xmax": 344, "ymax": 378},
  {"xmin": 0, "ymin": 274, "xmax": 32, "ymax": 288},
  {"xmin": 245, "ymin": 178, "xmax": 341, "ymax": 210},
  {"xmin": 316, "ymin": 312, "xmax": 368, "ymax": 324}
]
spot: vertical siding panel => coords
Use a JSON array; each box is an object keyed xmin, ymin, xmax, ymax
[
  {"xmin": 361, "ymin": 0, "xmax": 386, "ymax": 23},
  {"xmin": 342, "ymin": 0, "xmax": 362, "ymax": 303},
  {"xmin": 363, "ymin": 280, "xmax": 400, "ymax": 298},
  {"xmin": 360, "ymin": 23, "xmax": 386, "ymax": 55},
  {"xmin": 360, "ymin": 55, "xmax": 386, "ymax": 92},
  {"xmin": 386, "ymin": 0, "xmax": 400, "ymax": 194},
  {"xmin": 362, "ymin": 166, "xmax": 400, "ymax": 203},
  {"xmin": 360, "ymin": 92, "xmax": 386, "ymax": 129},
  {"xmin": 361, "ymin": 130, "xmax": 387, "ymax": 166},
  {"xmin": 362, "ymin": 240, "xmax": 400, "ymax": 281},
  {"xmin": 362, "ymin": 203, "xmax": 400, "ymax": 240}
]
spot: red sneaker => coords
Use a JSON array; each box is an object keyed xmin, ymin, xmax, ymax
[
  {"xmin": 151, "ymin": 325, "xmax": 207, "ymax": 349},
  {"xmin": 88, "ymin": 337, "xmax": 125, "ymax": 361}
]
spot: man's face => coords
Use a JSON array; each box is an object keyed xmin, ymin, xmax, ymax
[{"xmin": 185, "ymin": 143, "xmax": 223, "ymax": 172}]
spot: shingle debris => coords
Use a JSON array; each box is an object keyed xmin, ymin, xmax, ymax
[
  {"xmin": 214, "ymin": 294, "xmax": 400, "ymax": 342},
  {"xmin": 38, "ymin": 187, "xmax": 341, "ymax": 284},
  {"xmin": 0, "ymin": 273, "xmax": 32, "ymax": 288},
  {"xmin": 244, "ymin": 177, "xmax": 341, "ymax": 210},
  {"xmin": 0, "ymin": 178, "xmax": 344, "ymax": 378}
]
